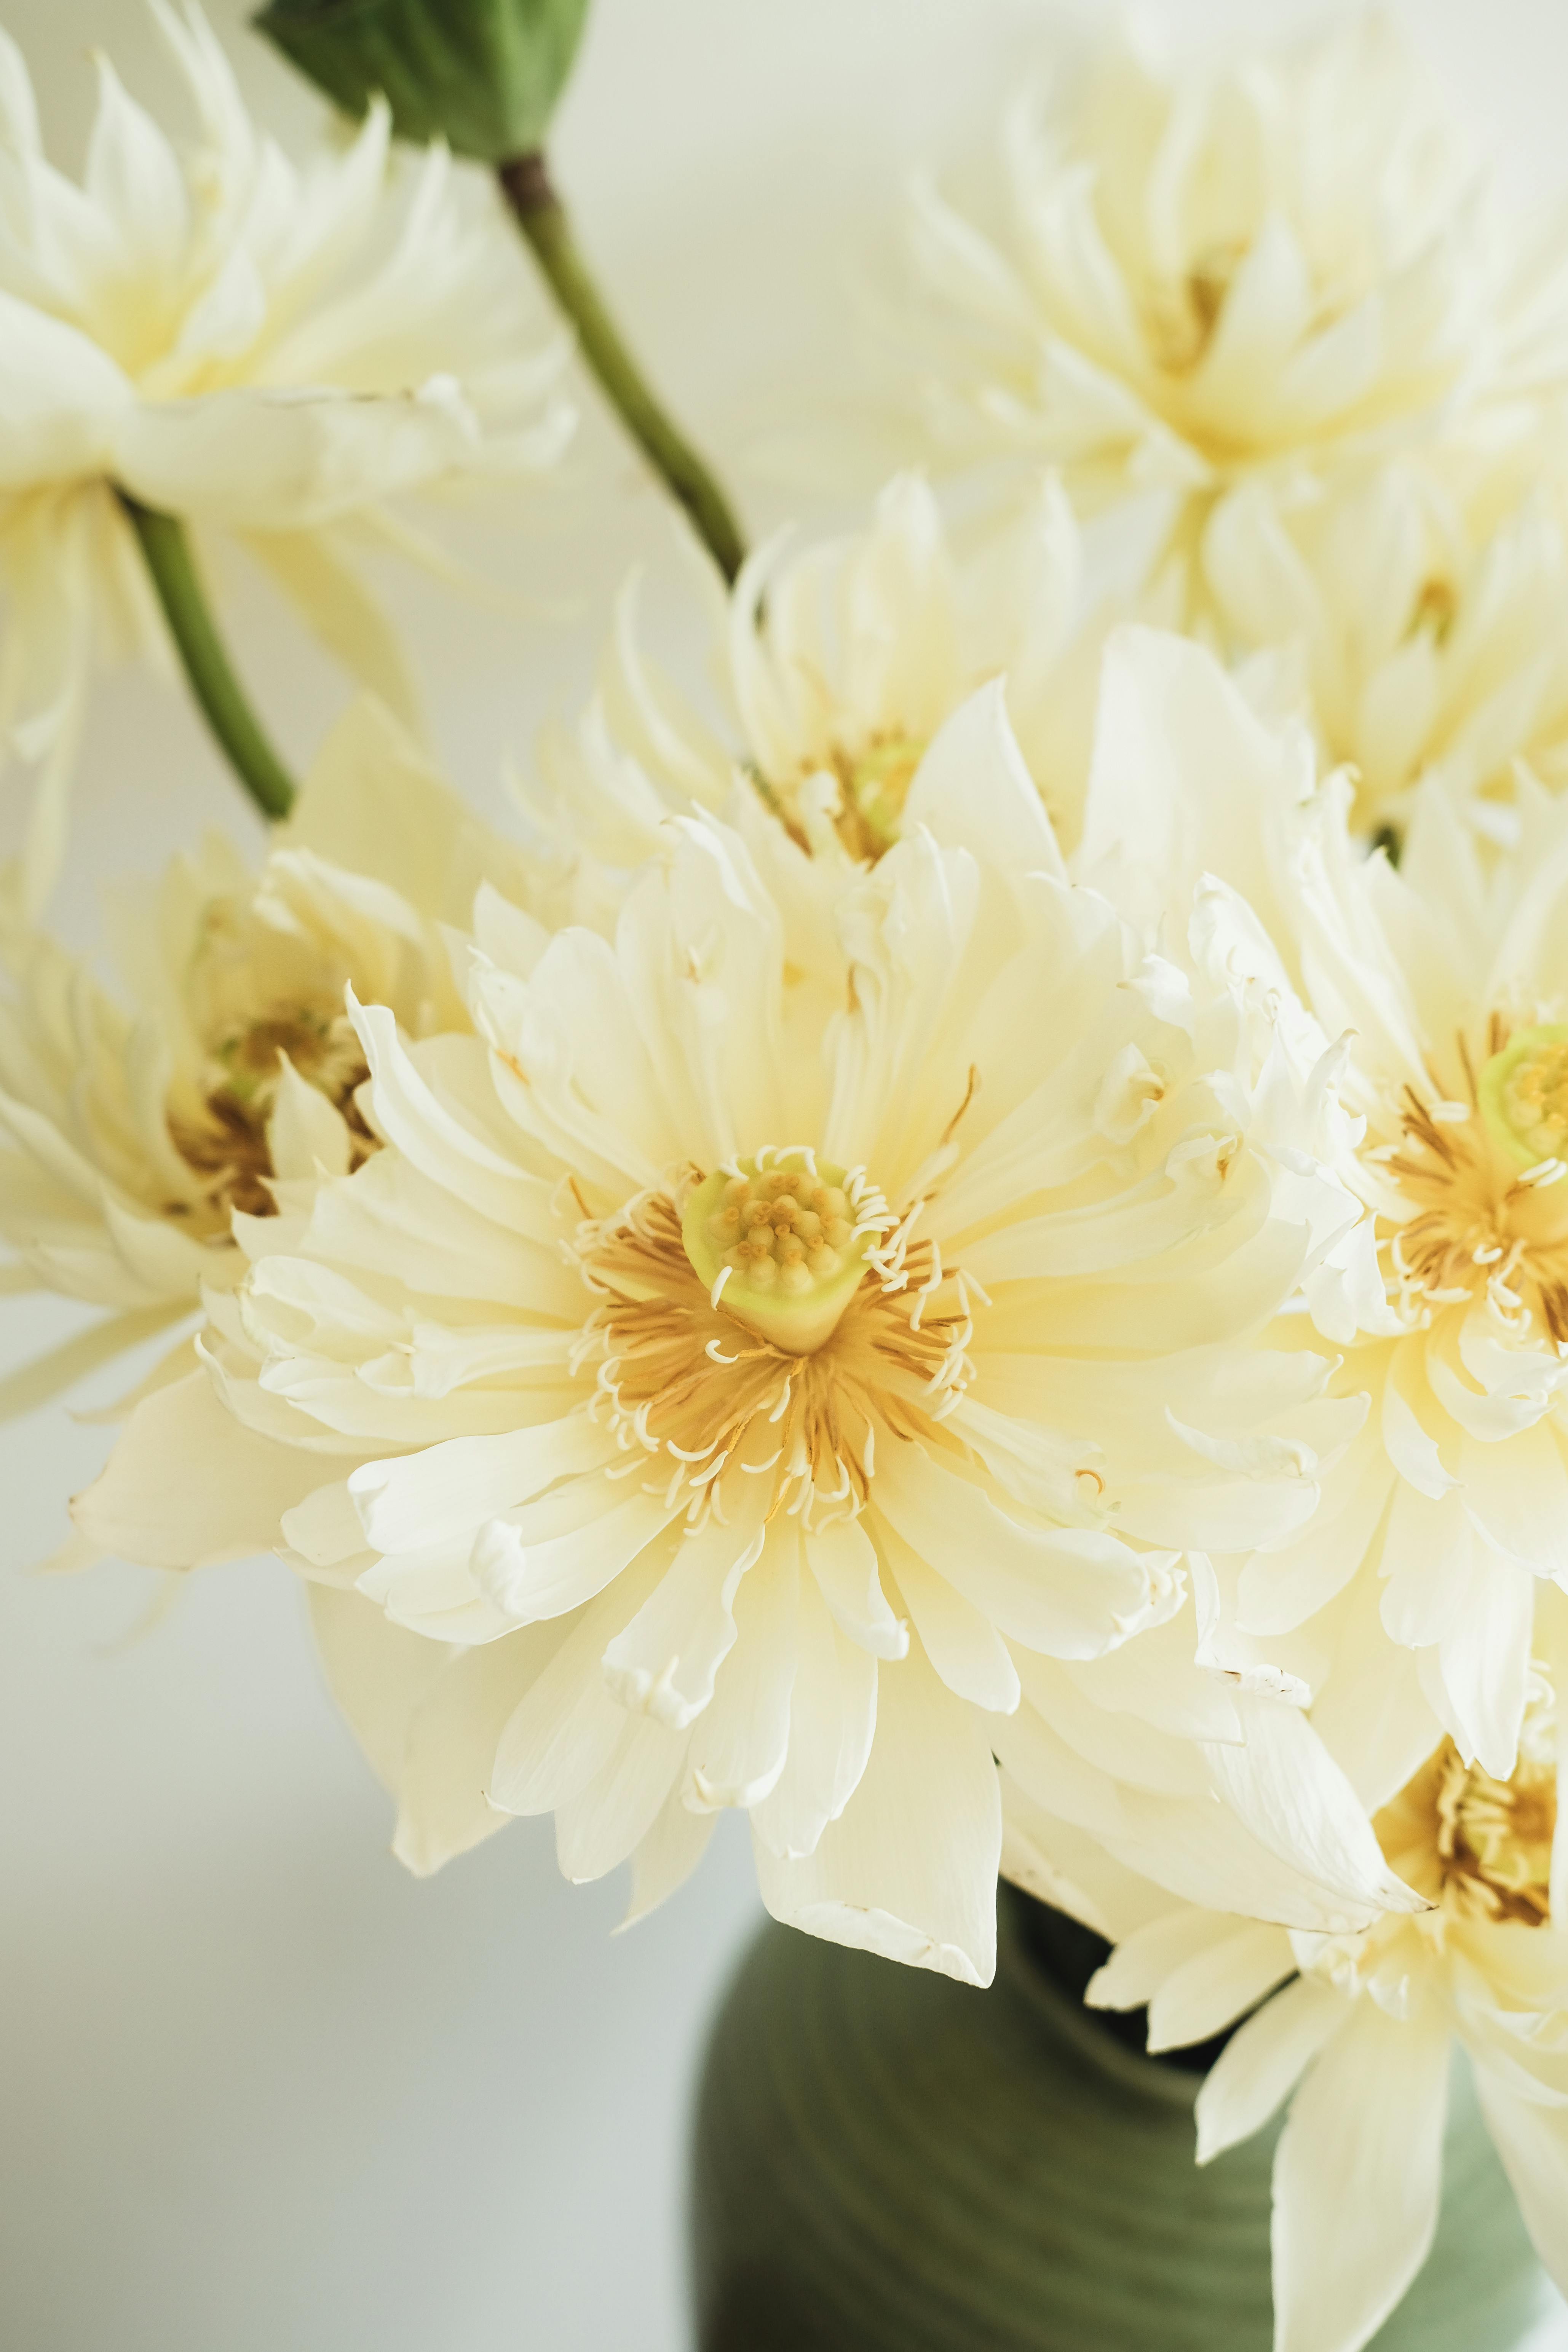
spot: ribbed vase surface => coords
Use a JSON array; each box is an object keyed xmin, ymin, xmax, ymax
[{"xmin": 691, "ymin": 1896, "xmax": 1552, "ymax": 2351}]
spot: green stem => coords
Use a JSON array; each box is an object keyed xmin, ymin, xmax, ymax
[
  {"xmin": 117, "ymin": 493, "xmax": 297, "ymax": 822},
  {"xmin": 498, "ymin": 151, "xmax": 747, "ymax": 584}
]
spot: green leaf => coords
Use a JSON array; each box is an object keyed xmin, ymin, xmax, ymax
[{"xmin": 254, "ymin": 0, "xmax": 592, "ymax": 163}]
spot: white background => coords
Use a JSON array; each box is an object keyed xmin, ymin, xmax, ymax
[{"xmin": 4, "ymin": 2, "xmax": 1568, "ymax": 2346}]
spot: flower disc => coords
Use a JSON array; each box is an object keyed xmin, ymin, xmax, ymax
[{"xmin": 680, "ymin": 1150, "xmax": 886, "ymax": 1354}]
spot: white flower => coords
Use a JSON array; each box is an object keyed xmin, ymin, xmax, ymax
[
  {"xmin": 902, "ymin": 18, "xmax": 1568, "ymax": 624},
  {"xmin": 0, "ymin": 1, "xmax": 571, "ymax": 911},
  {"xmin": 76, "ymin": 688, "xmax": 1399, "ymax": 1982},
  {"xmin": 527, "ymin": 470, "xmax": 1106, "ymax": 891},
  {"xmin": 0, "ymin": 699, "xmax": 551, "ymax": 1439},
  {"xmin": 1086, "ymin": 1656, "xmax": 1568, "ymax": 2352},
  {"xmin": 1271, "ymin": 776, "xmax": 1568, "ymax": 1781},
  {"xmin": 1206, "ymin": 460, "xmax": 1568, "ymax": 839},
  {"xmin": 1081, "ymin": 620, "xmax": 1568, "ymax": 1791}
]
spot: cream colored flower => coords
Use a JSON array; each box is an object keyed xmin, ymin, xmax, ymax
[
  {"xmin": 1080, "ymin": 621, "xmax": 1568, "ymax": 1790},
  {"xmin": 0, "ymin": 1, "xmax": 571, "ymax": 911},
  {"xmin": 528, "ymin": 470, "xmax": 1106, "ymax": 890},
  {"xmin": 1206, "ymin": 459, "xmax": 1568, "ymax": 840},
  {"xmin": 0, "ymin": 698, "xmax": 551, "ymax": 1438},
  {"xmin": 903, "ymin": 17, "xmax": 1568, "ymax": 625},
  {"xmin": 1270, "ymin": 779, "xmax": 1568, "ymax": 1781},
  {"xmin": 77, "ymin": 690, "xmax": 1403, "ymax": 1981},
  {"xmin": 1086, "ymin": 1649, "xmax": 1568, "ymax": 2352}
]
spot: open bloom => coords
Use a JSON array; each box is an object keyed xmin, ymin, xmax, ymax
[
  {"xmin": 0, "ymin": 698, "xmax": 549, "ymax": 1448},
  {"xmin": 1271, "ymin": 776, "xmax": 1568, "ymax": 1781},
  {"xmin": 529, "ymin": 470, "xmax": 1107, "ymax": 891},
  {"xmin": 1206, "ymin": 460, "xmax": 1568, "ymax": 840},
  {"xmin": 1087, "ymin": 1648, "xmax": 1568, "ymax": 2352},
  {"xmin": 1079, "ymin": 621, "xmax": 1568, "ymax": 1789},
  {"xmin": 78, "ymin": 685, "xmax": 1401, "ymax": 1981},
  {"xmin": 0, "ymin": 1, "xmax": 570, "ymax": 910},
  {"xmin": 904, "ymin": 18, "xmax": 1568, "ymax": 624}
]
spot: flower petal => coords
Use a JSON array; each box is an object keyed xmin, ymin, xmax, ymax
[
  {"xmin": 750, "ymin": 1563, "xmax": 878, "ymax": 1860},
  {"xmin": 348, "ymin": 1416, "xmax": 610, "ymax": 1556},
  {"xmin": 878, "ymin": 1515, "xmax": 1021, "ymax": 1713},
  {"xmin": 683, "ymin": 1528, "xmax": 800, "ymax": 1811},
  {"xmin": 806, "ymin": 1516, "xmax": 908, "ymax": 1660},
  {"xmin": 1272, "ymin": 1996, "xmax": 1451, "ymax": 2352},
  {"xmin": 1473, "ymin": 2067, "xmax": 1568, "ymax": 2299},
  {"xmin": 871, "ymin": 1444, "xmax": 1154, "ymax": 1660},
  {"xmin": 72, "ymin": 1366, "xmax": 321, "ymax": 1569},
  {"xmin": 753, "ymin": 1644, "xmax": 1001, "ymax": 1986},
  {"xmin": 1194, "ymin": 1975, "xmax": 1345, "ymax": 2164}
]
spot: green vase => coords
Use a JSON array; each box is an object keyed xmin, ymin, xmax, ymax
[{"xmin": 690, "ymin": 1890, "xmax": 1554, "ymax": 2350}]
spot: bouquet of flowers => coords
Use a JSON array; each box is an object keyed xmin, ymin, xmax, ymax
[{"xmin": 5, "ymin": 6, "xmax": 1568, "ymax": 2347}]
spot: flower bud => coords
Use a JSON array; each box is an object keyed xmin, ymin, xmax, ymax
[{"xmin": 254, "ymin": 0, "xmax": 591, "ymax": 163}]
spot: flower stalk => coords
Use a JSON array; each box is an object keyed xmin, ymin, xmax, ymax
[
  {"xmin": 118, "ymin": 495, "xmax": 297, "ymax": 824},
  {"xmin": 498, "ymin": 152, "xmax": 747, "ymax": 583}
]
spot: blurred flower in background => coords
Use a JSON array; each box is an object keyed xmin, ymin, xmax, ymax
[
  {"xmin": 0, "ymin": 699, "xmax": 563, "ymax": 1557},
  {"xmin": 0, "ymin": 0, "xmax": 571, "ymax": 917},
  {"xmin": 529, "ymin": 471, "xmax": 1121, "ymax": 899},
  {"xmin": 1204, "ymin": 456, "xmax": 1568, "ymax": 841},
  {"xmin": 901, "ymin": 16, "xmax": 1568, "ymax": 640}
]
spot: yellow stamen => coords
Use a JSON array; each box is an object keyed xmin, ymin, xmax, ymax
[
  {"xmin": 572, "ymin": 1180, "xmax": 976, "ymax": 1533},
  {"xmin": 1376, "ymin": 1736, "xmax": 1557, "ymax": 1929},
  {"xmin": 167, "ymin": 1007, "xmax": 371, "ymax": 1224},
  {"xmin": 1368, "ymin": 1027, "xmax": 1568, "ymax": 1340}
]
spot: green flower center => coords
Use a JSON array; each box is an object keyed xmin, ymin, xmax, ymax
[
  {"xmin": 1479, "ymin": 1025, "xmax": 1568, "ymax": 1169},
  {"xmin": 836, "ymin": 736, "xmax": 926, "ymax": 857},
  {"xmin": 680, "ymin": 1149, "xmax": 887, "ymax": 1354}
]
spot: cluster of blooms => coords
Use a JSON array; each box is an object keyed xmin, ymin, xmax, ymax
[{"xmin": 4, "ymin": 11, "xmax": 1568, "ymax": 2350}]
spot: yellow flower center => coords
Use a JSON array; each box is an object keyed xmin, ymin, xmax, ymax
[
  {"xmin": 168, "ymin": 1005, "xmax": 372, "ymax": 1226},
  {"xmin": 212, "ymin": 1009, "xmax": 362, "ymax": 1107},
  {"xmin": 158, "ymin": 891, "xmax": 380, "ymax": 1230},
  {"xmin": 1376, "ymin": 1737, "xmax": 1557, "ymax": 1929},
  {"xmin": 833, "ymin": 736, "xmax": 928, "ymax": 859},
  {"xmin": 1407, "ymin": 576, "xmax": 1457, "ymax": 645},
  {"xmin": 1372, "ymin": 1019, "xmax": 1568, "ymax": 1342},
  {"xmin": 760, "ymin": 736, "xmax": 929, "ymax": 866},
  {"xmin": 573, "ymin": 1160, "xmax": 977, "ymax": 1531},
  {"xmin": 1145, "ymin": 241, "xmax": 1247, "ymax": 375}
]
